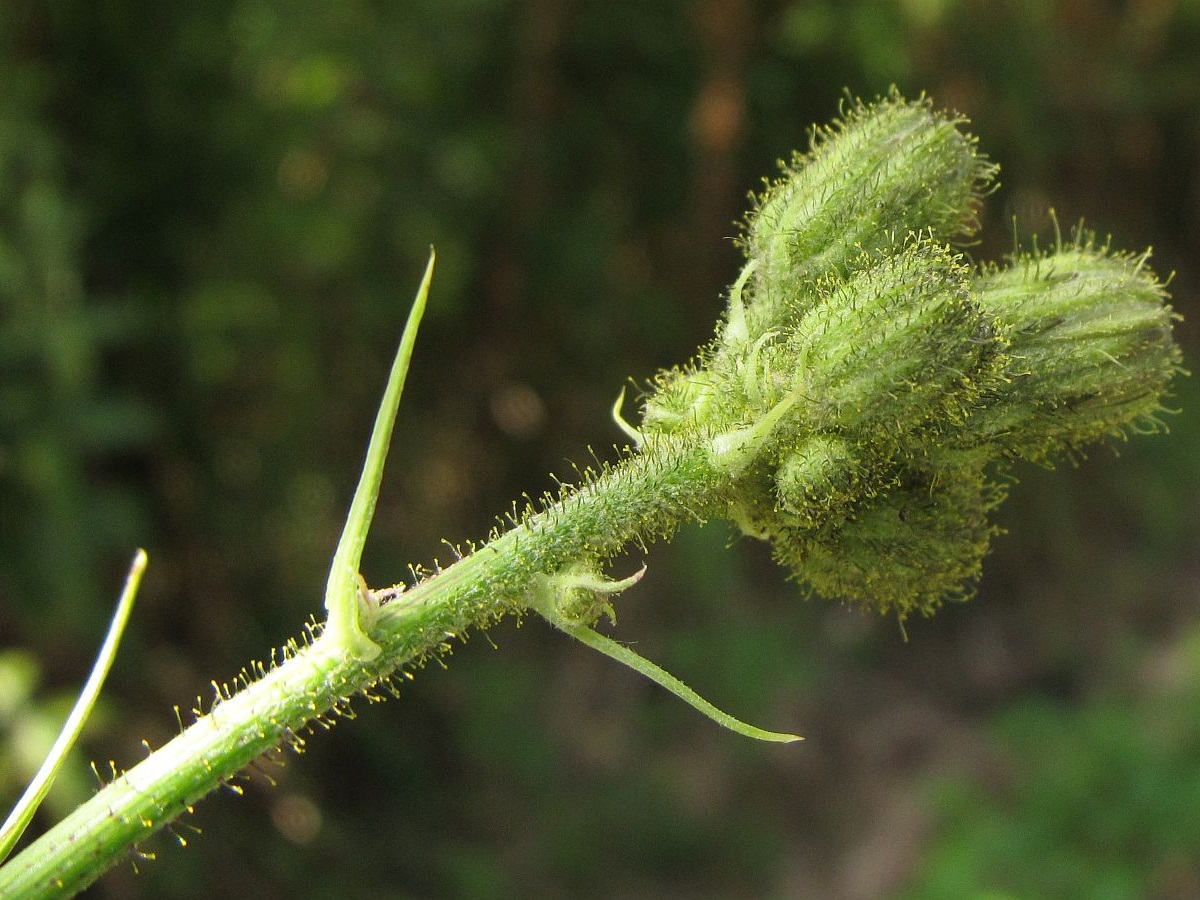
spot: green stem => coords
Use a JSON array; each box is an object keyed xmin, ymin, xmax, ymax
[{"xmin": 0, "ymin": 437, "xmax": 742, "ymax": 899}]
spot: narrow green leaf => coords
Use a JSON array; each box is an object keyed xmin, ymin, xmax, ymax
[
  {"xmin": 323, "ymin": 249, "xmax": 435, "ymax": 659},
  {"xmin": 564, "ymin": 624, "xmax": 802, "ymax": 743},
  {"xmin": 0, "ymin": 549, "xmax": 147, "ymax": 864}
]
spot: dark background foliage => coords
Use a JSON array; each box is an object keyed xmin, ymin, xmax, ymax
[{"xmin": 2, "ymin": 1, "xmax": 1198, "ymax": 897}]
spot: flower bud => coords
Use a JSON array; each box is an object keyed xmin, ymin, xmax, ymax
[
  {"xmin": 709, "ymin": 241, "xmax": 1008, "ymax": 602},
  {"xmin": 773, "ymin": 435, "xmax": 858, "ymax": 525},
  {"xmin": 640, "ymin": 364, "xmax": 715, "ymax": 438},
  {"xmin": 961, "ymin": 241, "xmax": 1182, "ymax": 462},
  {"xmin": 645, "ymin": 241, "xmax": 1006, "ymax": 465},
  {"xmin": 781, "ymin": 460, "xmax": 1004, "ymax": 619},
  {"xmin": 791, "ymin": 241, "xmax": 1005, "ymax": 448},
  {"xmin": 738, "ymin": 91, "xmax": 996, "ymax": 340}
]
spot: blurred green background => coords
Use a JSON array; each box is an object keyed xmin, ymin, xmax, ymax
[{"xmin": 2, "ymin": 1, "xmax": 1198, "ymax": 897}]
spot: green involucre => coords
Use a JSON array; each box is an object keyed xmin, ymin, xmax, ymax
[
  {"xmin": 966, "ymin": 239, "xmax": 1182, "ymax": 461},
  {"xmin": 785, "ymin": 459, "xmax": 1006, "ymax": 618},
  {"xmin": 781, "ymin": 241, "xmax": 1003, "ymax": 444},
  {"xmin": 773, "ymin": 435, "xmax": 859, "ymax": 526}
]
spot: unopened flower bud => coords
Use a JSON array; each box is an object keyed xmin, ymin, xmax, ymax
[
  {"xmin": 774, "ymin": 435, "xmax": 858, "ymax": 525},
  {"xmin": 963, "ymin": 241, "xmax": 1182, "ymax": 462},
  {"xmin": 641, "ymin": 365, "xmax": 714, "ymax": 438},
  {"xmin": 792, "ymin": 241, "xmax": 1005, "ymax": 447},
  {"xmin": 783, "ymin": 460, "xmax": 1004, "ymax": 619},
  {"xmin": 738, "ymin": 91, "xmax": 996, "ymax": 340}
]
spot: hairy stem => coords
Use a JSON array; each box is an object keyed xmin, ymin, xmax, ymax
[{"xmin": 0, "ymin": 436, "xmax": 738, "ymax": 898}]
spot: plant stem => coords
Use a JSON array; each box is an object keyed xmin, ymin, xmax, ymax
[{"xmin": 0, "ymin": 436, "xmax": 735, "ymax": 898}]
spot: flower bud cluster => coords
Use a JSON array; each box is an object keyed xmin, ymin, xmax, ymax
[{"xmin": 639, "ymin": 92, "xmax": 1182, "ymax": 620}]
